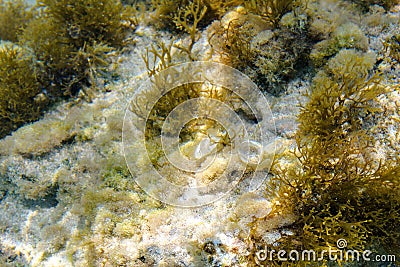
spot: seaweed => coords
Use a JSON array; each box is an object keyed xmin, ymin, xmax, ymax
[
  {"xmin": 244, "ymin": 0, "xmax": 297, "ymax": 27},
  {"xmin": 0, "ymin": 0, "xmax": 134, "ymax": 137},
  {"xmin": 146, "ymin": 0, "xmax": 208, "ymax": 63},
  {"xmin": 209, "ymin": 14, "xmax": 260, "ymax": 71},
  {"xmin": 208, "ymin": 2, "xmax": 313, "ymax": 96},
  {"xmin": 149, "ymin": 0, "xmax": 223, "ymax": 31},
  {"xmin": 347, "ymin": 0, "xmax": 400, "ymax": 11},
  {"xmin": 142, "ymin": 0, "xmax": 209, "ymax": 74},
  {"xmin": 0, "ymin": 118, "xmax": 76, "ymax": 157},
  {"xmin": 173, "ymin": 0, "xmax": 208, "ymax": 60},
  {"xmin": 209, "ymin": 0, "xmax": 299, "ymax": 27},
  {"xmin": 384, "ymin": 34, "xmax": 400, "ymax": 64},
  {"xmin": 150, "ymin": 0, "xmax": 188, "ymax": 30},
  {"xmin": 0, "ymin": 45, "xmax": 45, "ymax": 138},
  {"xmin": 147, "ymin": 0, "xmax": 310, "ymax": 87},
  {"xmin": 142, "ymin": 41, "xmax": 175, "ymax": 77},
  {"xmin": 310, "ymin": 22, "xmax": 369, "ymax": 67},
  {"xmin": 39, "ymin": 0, "xmax": 129, "ymax": 48},
  {"xmin": 251, "ymin": 24, "xmax": 312, "ymax": 95},
  {"xmin": 20, "ymin": 0, "xmax": 131, "ymax": 97},
  {"xmin": 247, "ymin": 49, "xmax": 399, "ymax": 265},
  {"xmin": 300, "ymin": 50, "xmax": 383, "ymax": 140},
  {"xmin": 0, "ymin": 0, "xmax": 36, "ymax": 42}
]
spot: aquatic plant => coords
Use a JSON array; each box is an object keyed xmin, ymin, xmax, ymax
[
  {"xmin": 39, "ymin": 0, "xmax": 129, "ymax": 48},
  {"xmin": 244, "ymin": 0, "xmax": 297, "ymax": 26},
  {"xmin": 251, "ymin": 24, "xmax": 312, "ymax": 95},
  {"xmin": 384, "ymin": 34, "xmax": 400, "ymax": 63},
  {"xmin": 173, "ymin": 0, "xmax": 208, "ymax": 60},
  {"xmin": 149, "ymin": 0, "xmax": 225, "ymax": 31},
  {"xmin": 300, "ymin": 50, "xmax": 382, "ymax": 139},
  {"xmin": 247, "ymin": 49, "xmax": 400, "ymax": 265},
  {"xmin": 147, "ymin": 0, "xmax": 310, "ymax": 91},
  {"xmin": 208, "ymin": 12, "xmax": 261, "ymax": 71},
  {"xmin": 21, "ymin": 0, "xmax": 131, "ymax": 97},
  {"xmin": 0, "ymin": 0, "xmax": 134, "ymax": 137},
  {"xmin": 0, "ymin": 45, "xmax": 45, "ymax": 138},
  {"xmin": 142, "ymin": 41, "xmax": 175, "ymax": 77},
  {"xmin": 20, "ymin": 16, "xmax": 74, "ymax": 96},
  {"xmin": 208, "ymin": 3, "xmax": 312, "ymax": 96},
  {"xmin": 66, "ymin": 170, "xmax": 163, "ymax": 265},
  {"xmin": 0, "ymin": 118, "xmax": 76, "ymax": 157},
  {"xmin": 348, "ymin": 0, "xmax": 400, "ymax": 11},
  {"xmin": 310, "ymin": 22, "xmax": 368, "ymax": 67},
  {"xmin": 149, "ymin": 0, "xmax": 297, "ymax": 33},
  {"xmin": 142, "ymin": 0, "xmax": 208, "ymax": 74},
  {"xmin": 0, "ymin": 0, "xmax": 35, "ymax": 42},
  {"xmin": 150, "ymin": 0, "xmax": 188, "ymax": 29},
  {"xmin": 208, "ymin": 0, "xmax": 299, "ymax": 27},
  {"xmin": 205, "ymin": 0, "xmax": 243, "ymax": 17}
]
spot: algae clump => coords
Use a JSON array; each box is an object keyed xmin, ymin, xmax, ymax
[
  {"xmin": 248, "ymin": 49, "xmax": 400, "ymax": 266},
  {"xmin": 21, "ymin": 0, "xmax": 131, "ymax": 97},
  {"xmin": 0, "ymin": 0, "xmax": 134, "ymax": 138},
  {"xmin": 0, "ymin": 0, "xmax": 36, "ymax": 42},
  {"xmin": 0, "ymin": 45, "xmax": 45, "ymax": 138}
]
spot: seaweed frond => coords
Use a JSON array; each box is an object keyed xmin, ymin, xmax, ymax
[
  {"xmin": 20, "ymin": 0, "xmax": 128, "ymax": 97},
  {"xmin": 142, "ymin": 41, "xmax": 175, "ymax": 77},
  {"xmin": 310, "ymin": 22, "xmax": 369, "ymax": 67},
  {"xmin": 0, "ymin": 0, "xmax": 132, "ymax": 136}
]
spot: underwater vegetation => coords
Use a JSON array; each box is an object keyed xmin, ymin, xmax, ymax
[
  {"xmin": 0, "ymin": 0, "xmax": 36, "ymax": 42},
  {"xmin": 247, "ymin": 49, "xmax": 400, "ymax": 266},
  {"xmin": 149, "ymin": 0, "xmax": 302, "ymax": 30},
  {"xmin": 21, "ymin": 0, "xmax": 134, "ymax": 97},
  {"xmin": 144, "ymin": 0, "xmax": 314, "ymax": 95},
  {"xmin": 149, "ymin": 0, "xmax": 239, "ymax": 31},
  {"xmin": 136, "ymin": 1, "xmax": 399, "ymax": 264},
  {"xmin": 0, "ymin": 0, "xmax": 135, "ymax": 138},
  {"xmin": 208, "ymin": 7, "xmax": 313, "ymax": 96},
  {"xmin": 348, "ymin": 0, "xmax": 400, "ymax": 11},
  {"xmin": 385, "ymin": 33, "xmax": 400, "ymax": 63},
  {"xmin": 310, "ymin": 22, "xmax": 369, "ymax": 67},
  {"xmin": 0, "ymin": 96, "xmax": 166, "ymax": 265},
  {"xmin": 0, "ymin": 45, "xmax": 46, "ymax": 138},
  {"xmin": 207, "ymin": 0, "xmax": 364, "ymax": 96},
  {"xmin": 0, "ymin": 0, "xmax": 398, "ymax": 265}
]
